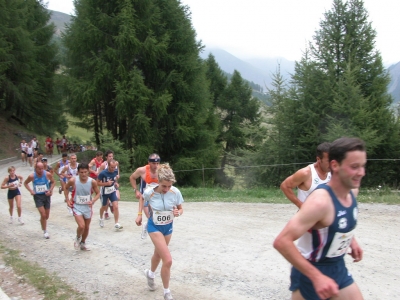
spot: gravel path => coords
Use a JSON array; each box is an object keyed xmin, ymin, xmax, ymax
[{"xmin": 0, "ymin": 157, "xmax": 399, "ymax": 299}]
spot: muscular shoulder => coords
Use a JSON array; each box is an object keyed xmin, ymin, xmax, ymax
[{"xmin": 281, "ymin": 166, "xmax": 311, "ymax": 188}]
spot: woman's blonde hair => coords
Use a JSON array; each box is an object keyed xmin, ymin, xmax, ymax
[
  {"xmin": 157, "ymin": 163, "xmax": 176, "ymax": 183},
  {"xmin": 8, "ymin": 166, "xmax": 15, "ymax": 173}
]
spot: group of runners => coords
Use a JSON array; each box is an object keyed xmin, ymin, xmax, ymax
[{"xmin": 4, "ymin": 136, "xmax": 366, "ymax": 300}]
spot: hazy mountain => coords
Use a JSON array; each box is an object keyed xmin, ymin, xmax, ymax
[
  {"xmin": 200, "ymin": 47, "xmax": 295, "ymax": 89},
  {"xmin": 388, "ymin": 62, "xmax": 400, "ymax": 104},
  {"xmin": 48, "ymin": 10, "xmax": 71, "ymax": 36}
]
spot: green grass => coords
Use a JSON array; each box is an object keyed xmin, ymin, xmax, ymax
[
  {"xmin": 117, "ymin": 185, "xmax": 400, "ymax": 205},
  {"xmin": 65, "ymin": 115, "xmax": 93, "ymax": 144},
  {"xmin": 0, "ymin": 243, "xmax": 85, "ymax": 300}
]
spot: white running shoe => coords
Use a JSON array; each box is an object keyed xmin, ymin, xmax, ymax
[
  {"xmin": 18, "ymin": 217, "xmax": 24, "ymax": 225},
  {"xmin": 115, "ymin": 223, "xmax": 123, "ymax": 230},
  {"xmin": 74, "ymin": 236, "xmax": 82, "ymax": 250},
  {"xmin": 144, "ymin": 269, "xmax": 156, "ymax": 291},
  {"xmin": 9, "ymin": 216, "xmax": 13, "ymax": 224},
  {"xmin": 164, "ymin": 292, "xmax": 174, "ymax": 300},
  {"xmin": 99, "ymin": 218, "xmax": 104, "ymax": 228},
  {"xmin": 44, "ymin": 232, "xmax": 50, "ymax": 239},
  {"xmin": 141, "ymin": 221, "xmax": 148, "ymax": 239}
]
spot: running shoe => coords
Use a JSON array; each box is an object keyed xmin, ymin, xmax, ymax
[
  {"xmin": 9, "ymin": 216, "xmax": 13, "ymax": 224},
  {"xmin": 74, "ymin": 236, "xmax": 82, "ymax": 250},
  {"xmin": 59, "ymin": 186, "xmax": 62, "ymax": 194},
  {"xmin": 80, "ymin": 242, "xmax": 90, "ymax": 251},
  {"xmin": 164, "ymin": 292, "xmax": 174, "ymax": 300},
  {"xmin": 115, "ymin": 223, "xmax": 123, "ymax": 230},
  {"xmin": 44, "ymin": 232, "xmax": 50, "ymax": 239},
  {"xmin": 99, "ymin": 218, "xmax": 104, "ymax": 227},
  {"xmin": 141, "ymin": 221, "xmax": 148, "ymax": 239},
  {"xmin": 18, "ymin": 217, "xmax": 24, "ymax": 225},
  {"xmin": 144, "ymin": 269, "xmax": 156, "ymax": 291},
  {"xmin": 104, "ymin": 212, "xmax": 110, "ymax": 220}
]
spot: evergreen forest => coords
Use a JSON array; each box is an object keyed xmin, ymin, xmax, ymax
[{"xmin": 1, "ymin": 0, "xmax": 400, "ymax": 187}]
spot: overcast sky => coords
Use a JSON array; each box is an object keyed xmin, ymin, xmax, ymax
[{"xmin": 46, "ymin": 0, "xmax": 400, "ymax": 65}]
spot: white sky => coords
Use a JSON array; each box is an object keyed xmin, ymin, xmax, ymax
[{"xmin": 45, "ymin": 0, "xmax": 400, "ymax": 65}]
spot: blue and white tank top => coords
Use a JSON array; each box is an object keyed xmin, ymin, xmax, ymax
[
  {"xmin": 297, "ymin": 184, "xmax": 358, "ymax": 263},
  {"xmin": 33, "ymin": 171, "xmax": 49, "ymax": 195}
]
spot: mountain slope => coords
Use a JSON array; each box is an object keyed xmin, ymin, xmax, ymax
[
  {"xmin": 388, "ymin": 62, "xmax": 400, "ymax": 104},
  {"xmin": 49, "ymin": 10, "xmax": 71, "ymax": 36}
]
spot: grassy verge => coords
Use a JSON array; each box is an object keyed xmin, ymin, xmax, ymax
[
  {"xmin": 0, "ymin": 243, "xmax": 85, "ymax": 300},
  {"xmin": 118, "ymin": 185, "xmax": 400, "ymax": 205}
]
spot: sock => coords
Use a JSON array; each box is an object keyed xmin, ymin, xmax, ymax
[
  {"xmin": 148, "ymin": 270, "xmax": 155, "ymax": 278},
  {"xmin": 163, "ymin": 288, "xmax": 170, "ymax": 295}
]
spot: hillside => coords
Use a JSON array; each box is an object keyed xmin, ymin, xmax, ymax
[
  {"xmin": 388, "ymin": 62, "xmax": 400, "ymax": 104},
  {"xmin": 48, "ymin": 10, "xmax": 72, "ymax": 36}
]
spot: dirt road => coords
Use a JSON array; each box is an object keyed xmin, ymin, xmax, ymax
[{"xmin": 0, "ymin": 157, "xmax": 399, "ymax": 299}]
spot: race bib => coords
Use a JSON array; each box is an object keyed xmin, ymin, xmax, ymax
[
  {"xmin": 144, "ymin": 182, "xmax": 158, "ymax": 192},
  {"xmin": 326, "ymin": 230, "xmax": 355, "ymax": 258},
  {"xmin": 35, "ymin": 184, "xmax": 47, "ymax": 193},
  {"xmin": 153, "ymin": 211, "xmax": 174, "ymax": 225},
  {"xmin": 9, "ymin": 181, "xmax": 19, "ymax": 188},
  {"xmin": 104, "ymin": 185, "xmax": 116, "ymax": 194},
  {"xmin": 75, "ymin": 195, "xmax": 91, "ymax": 204}
]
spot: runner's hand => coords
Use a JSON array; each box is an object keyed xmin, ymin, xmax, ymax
[
  {"xmin": 135, "ymin": 215, "xmax": 142, "ymax": 226},
  {"xmin": 312, "ymin": 274, "xmax": 339, "ymax": 299}
]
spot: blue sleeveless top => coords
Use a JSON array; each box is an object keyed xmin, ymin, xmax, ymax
[
  {"xmin": 307, "ymin": 185, "xmax": 358, "ymax": 264},
  {"xmin": 33, "ymin": 171, "xmax": 49, "ymax": 195}
]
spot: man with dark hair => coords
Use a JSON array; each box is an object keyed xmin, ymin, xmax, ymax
[
  {"xmin": 88, "ymin": 151, "xmax": 104, "ymax": 179},
  {"xmin": 280, "ymin": 142, "xmax": 331, "ymax": 208},
  {"xmin": 129, "ymin": 153, "xmax": 160, "ymax": 239},
  {"xmin": 24, "ymin": 162, "xmax": 55, "ymax": 239},
  {"xmin": 64, "ymin": 163, "xmax": 100, "ymax": 250},
  {"xmin": 274, "ymin": 137, "xmax": 366, "ymax": 300}
]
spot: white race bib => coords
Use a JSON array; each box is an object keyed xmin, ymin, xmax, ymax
[
  {"xmin": 152, "ymin": 211, "xmax": 174, "ymax": 225},
  {"xmin": 75, "ymin": 195, "xmax": 91, "ymax": 204},
  {"xmin": 9, "ymin": 181, "xmax": 19, "ymax": 188},
  {"xmin": 326, "ymin": 230, "xmax": 355, "ymax": 258},
  {"xmin": 35, "ymin": 184, "xmax": 47, "ymax": 193},
  {"xmin": 104, "ymin": 185, "xmax": 116, "ymax": 194}
]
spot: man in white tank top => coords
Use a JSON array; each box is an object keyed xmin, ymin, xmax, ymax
[{"xmin": 280, "ymin": 142, "xmax": 331, "ymax": 208}]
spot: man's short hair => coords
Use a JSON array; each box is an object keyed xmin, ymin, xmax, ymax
[
  {"xmin": 62, "ymin": 153, "xmax": 68, "ymax": 157},
  {"xmin": 329, "ymin": 137, "xmax": 366, "ymax": 164},
  {"xmin": 316, "ymin": 142, "xmax": 331, "ymax": 159},
  {"xmin": 78, "ymin": 163, "xmax": 89, "ymax": 171},
  {"xmin": 148, "ymin": 153, "xmax": 160, "ymax": 162},
  {"xmin": 105, "ymin": 150, "xmax": 114, "ymax": 157},
  {"xmin": 96, "ymin": 151, "xmax": 103, "ymax": 157}
]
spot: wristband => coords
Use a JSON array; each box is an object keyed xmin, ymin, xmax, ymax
[{"xmin": 137, "ymin": 212, "xmax": 142, "ymax": 215}]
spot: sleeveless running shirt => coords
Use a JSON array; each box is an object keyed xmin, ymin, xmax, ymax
[
  {"xmin": 33, "ymin": 171, "xmax": 49, "ymax": 194},
  {"xmin": 73, "ymin": 177, "xmax": 92, "ymax": 204},
  {"xmin": 297, "ymin": 185, "xmax": 358, "ymax": 263},
  {"xmin": 140, "ymin": 164, "xmax": 159, "ymax": 193},
  {"xmin": 297, "ymin": 164, "xmax": 331, "ymax": 203}
]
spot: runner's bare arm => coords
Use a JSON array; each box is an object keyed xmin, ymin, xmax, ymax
[
  {"xmin": 274, "ymin": 189, "xmax": 339, "ymax": 299},
  {"xmin": 91, "ymin": 180, "xmax": 101, "ymax": 203},
  {"xmin": 23, "ymin": 174, "xmax": 35, "ymax": 194},
  {"xmin": 130, "ymin": 167, "xmax": 145, "ymax": 199},
  {"xmin": 1, "ymin": 176, "xmax": 8, "ymax": 189},
  {"xmin": 280, "ymin": 167, "xmax": 310, "ymax": 208},
  {"xmin": 46, "ymin": 173, "xmax": 55, "ymax": 195}
]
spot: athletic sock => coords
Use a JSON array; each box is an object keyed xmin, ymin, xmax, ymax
[
  {"xmin": 148, "ymin": 270, "xmax": 155, "ymax": 278},
  {"xmin": 163, "ymin": 288, "xmax": 170, "ymax": 295}
]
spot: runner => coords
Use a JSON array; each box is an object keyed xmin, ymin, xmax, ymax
[
  {"xmin": 88, "ymin": 151, "xmax": 103, "ymax": 180},
  {"xmin": 61, "ymin": 153, "xmax": 79, "ymax": 215},
  {"xmin": 130, "ymin": 153, "xmax": 160, "ymax": 239},
  {"xmin": 23, "ymin": 162, "xmax": 55, "ymax": 239},
  {"xmin": 64, "ymin": 163, "xmax": 101, "ymax": 251},
  {"xmin": 136, "ymin": 163, "xmax": 184, "ymax": 300},
  {"xmin": 273, "ymin": 137, "xmax": 366, "ymax": 300},
  {"xmin": 61, "ymin": 135, "xmax": 68, "ymax": 152},
  {"xmin": 45, "ymin": 136, "xmax": 53, "ymax": 157},
  {"xmin": 1, "ymin": 166, "xmax": 24, "ymax": 224},
  {"xmin": 55, "ymin": 137, "xmax": 62, "ymax": 154},
  {"xmin": 41, "ymin": 157, "xmax": 54, "ymax": 176},
  {"xmin": 280, "ymin": 142, "xmax": 331, "ymax": 208},
  {"xmin": 98, "ymin": 150, "xmax": 120, "ymax": 219},
  {"xmin": 55, "ymin": 153, "xmax": 69, "ymax": 195},
  {"xmin": 31, "ymin": 136, "xmax": 40, "ymax": 159},
  {"xmin": 97, "ymin": 160, "xmax": 122, "ymax": 230},
  {"xmin": 20, "ymin": 140, "xmax": 28, "ymax": 166},
  {"xmin": 33, "ymin": 152, "xmax": 44, "ymax": 168},
  {"xmin": 26, "ymin": 142, "xmax": 34, "ymax": 170}
]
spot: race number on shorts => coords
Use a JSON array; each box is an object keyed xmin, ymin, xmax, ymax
[
  {"xmin": 104, "ymin": 185, "xmax": 116, "ymax": 194},
  {"xmin": 35, "ymin": 184, "xmax": 47, "ymax": 193},
  {"xmin": 326, "ymin": 230, "xmax": 355, "ymax": 258},
  {"xmin": 153, "ymin": 211, "xmax": 174, "ymax": 225},
  {"xmin": 75, "ymin": 195, "xmax": 91, "ymax": 204}
]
